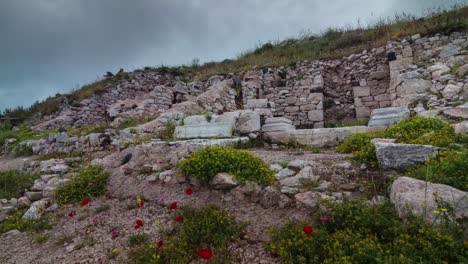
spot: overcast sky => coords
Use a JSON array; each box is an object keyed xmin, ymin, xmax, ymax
[{"xmin": 0, "ymin": 0, "xmax": 465, "ymax": 111}]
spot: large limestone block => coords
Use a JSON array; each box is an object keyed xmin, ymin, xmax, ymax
[
  {"xmin": 174, "ymin": 123, "xmax": 233, "ymax": 139},
  {"xmin": 374, "ymin": 142, "xmax": 437, "ymax": 170},
  {"xmin": 265, "ymin": 117, "xmax": 292, "ymax": 125},
  {"xmin": 368, "ymin": 107, "xmax": 410, "ymax": 127},
  {"xmin": 184, "ymin": 115, "xmax": 209, "ymax": 125},
  {"xmin": 390, "ymin": 177, "xmax": 467, "ymax": 222},
  {"xmin": 245, "ymin": 99, "xmax": 270, "ymax": 109},
  {"xmin": 264, "ymin": 126, "xmax": 383, "ymax": 148},
  {"xmin": 236, "ymin": 110, "xmax": 261, "ymax": 134}
]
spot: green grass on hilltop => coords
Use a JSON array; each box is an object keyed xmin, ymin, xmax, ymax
[{"xmin": 1, "ymin": 5, "xmax": 467, "ymax": 124}]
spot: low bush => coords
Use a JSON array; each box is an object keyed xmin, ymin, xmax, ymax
[
  {"xmin": 269, "ymin": 201, "xmax": 466, "ymax": 264},
  {"xmin": 178, "ymin": 146, "xmax": 275, "ymax": 186},
  {"xmin": 0, "ymin": 210, "xmax": 51, "ymax": 234},
  {"xmin": 383, "ymin": 116, "xmax": 459, "ymax": 146},
  {"xmin": 55, "ymin": 166, "xmax": 110, "ymax": 204},
  {"xmin": 336, "ymin": 131, "xmax": 383, "ymax": 168},
  {"xmin": 406, "ymin": 149, "xmax": 468, "ymax": 191},
  {"xmin": 0, "ymin": 171, "xmax": 38, "ymax": 199},
  {"xmin": 129, "ymin": 206, "xmax": 243, "ymax": 263},
  {"xmin": 337, "ymin": 117, "xmax": 463, "ymax": 168},
  {"xmin": 0, "ymin": 127, "xmax": 56, "ymax": 151}
]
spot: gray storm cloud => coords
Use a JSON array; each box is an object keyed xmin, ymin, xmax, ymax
[{"xmin": 0, "ymin": 0, "xmax": 464, "ymax": 111}]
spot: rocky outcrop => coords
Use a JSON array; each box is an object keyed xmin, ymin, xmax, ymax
[{"xmin": 390, "ymin": 177, "xmax": 467, "ymax": 222}]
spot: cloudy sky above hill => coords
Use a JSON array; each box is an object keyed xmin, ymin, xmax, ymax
[{"xmin": 0, "ymin": 0, "xmax": 465, "ymax": 111}]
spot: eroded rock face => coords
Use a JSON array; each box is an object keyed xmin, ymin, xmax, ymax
[
  {"xmin": 390, "ymin": 177, "xmax": 467, "ymax": 222},
  {"xmin": 374, "ymin": 142, "xmax": 437, "ymax": 170}
]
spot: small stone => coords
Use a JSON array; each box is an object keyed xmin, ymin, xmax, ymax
[
  {"xmin": 287, "ymin": 160, "xmax": 305, "ymax": 171},
  {"xmin": 25, "ymin": 192, "xmax": 42, "ymax": 201},
  {"xmin": 269, "ymin": 164, "xmax": 283, "ymax": 172},
  {"xmin": 210, "ymin": 173, "xmax": 238, "ymax": 190},
  {"xmin": 294, "ymin": 191, "xmax": 320, "ymax": 210},
  {"xmin": 275, "ymin": 168, "xmax": 296, "ymax": 179},
  {"xmin": 339, "ymin": 183, "xmax": 358, "ymax": 191}
]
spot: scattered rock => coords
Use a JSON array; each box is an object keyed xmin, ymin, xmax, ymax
[
  {"xmin": 390, "ymin": 177, "xmax": 467, "ymax": 222},
  {"xmin": 22, "ymin": 200, "xmax": 48, "ymax": 220},
  {"xmin": 275, "ymin": 168, "xmax": 296, "ymax": 180},
  {"xmin": 294, "ymin": 191, "xmax": 320, "ymax": 210},
  {"xmin": 374, "ymin": 142, "xmax": 437, "ymax": 170},
  {"xmin": 210, "ymin": 173, "xmax": 238, "ymax": 190},
  {"xmin": 287, "ymin": 160, "xmax": 305, "ymax": 171}
]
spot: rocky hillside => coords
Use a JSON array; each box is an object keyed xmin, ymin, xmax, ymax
[{"xmin": 0, "ymin": 8, "xmax": 467, "ymax": 264}]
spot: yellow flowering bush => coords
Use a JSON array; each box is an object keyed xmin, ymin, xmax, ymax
[
  {"xmin": 269, "ymin": 202, "xmax": 467, "ymax": 263},
  {"xmin": 178, "ymin": 146, "xmax": 275, "ymax": 186}
]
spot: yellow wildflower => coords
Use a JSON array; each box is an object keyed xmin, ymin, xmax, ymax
[
  {"xmin": 433, "ymin": 210, "xmax": 440, "ymax": 215},
  {"xmin": 440, "ymin": 208, "xmax": 448, "ymax": 212}
]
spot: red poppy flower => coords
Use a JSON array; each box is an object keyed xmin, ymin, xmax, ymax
[
  {"xmin": 134, "ymin": 225, "xmax": 140, "ymax": 230},
  {"xmin": 157, "ymin": 240, "xmax": 163, "ymax": 248},
  {"xmin": 185, "ymin": 188, "xmax": 193, "ymax": 195},
  {"xmin": 198, "ymin": 249, "xmax": 213, "ymax": 260},
  {"xmin": 81, "ymin": 198, "xmax": 90, "ymax": 206},
  {"xmin": 303, "ymin": 225, "xmax": 313, "ymax": 234},
  {"xmin": 136, "ymin": 219, "xmax": 143, "ymax": 227},
  {"xmin": 175, "ymin": 215, "xmax": 183, "ymax": 223},
  {"xmin": 169, "ymin": 202, "xmax": 177, "ymax": 209},
  {"xmin": 320, "ymin": 217, "xmax": 329, "ymax": 223},
  {"xmin": 137, "ymin": 199, "xmax": 144, "ymax": 208},
  {"xmin": 68, "ymin": 212, "xmax": 75, "ymax": 218}
]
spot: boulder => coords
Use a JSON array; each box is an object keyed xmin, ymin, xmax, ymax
[
  {"xmin": 25, "ymin": 192, "xmax": 42, "ymax": 201},
  {"xmin": 210, "ymin": 173, "xmax": 238, "ymax": 190},
  {"xmin": 287, "ymin": 160, "xmax": 305, "ymax": 171},
  {"xmin": 368, "ymin": 107, "xmax": 410, "ymax": 127},
  {"xmin": 279, "ymin": 166, "xmax": 319, "ymax": 188},
  {"xmin": 275, "ymin": 168, "xmax": 296, "ymax": 180},
  {"xmin": 443, "ymin": 107, "xmax": 468, "ymax": 119},
  {"xmin": 454, "ymin": 121, "xmax": 468, "ymax": 134},
  {"xmin": 374, "ymin": 142, "xmax": 437, "ymax": 170},
  {"xmin": 260, "ymin": 187, "xmax": 291, "ymax": 209},
  {"xmin": 294, "ymin": 191, "xmax": 320, "ymax": 210},
  {"xmin": 390, "ymin": 177, "xmax": 467, "ymax": 222},
  {"xmin": 441, "ymin": 84, "xmax": 462, "ymax": 99},
  {"xmin": 22, "ymin": 200, "xmax": 48, "ymax": 220},
  {"xmin": 236, "ymin": 110, "xmax": 261, "ymax": 134}
]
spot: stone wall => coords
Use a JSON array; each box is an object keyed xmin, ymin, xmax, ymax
[{"xmin": 34, "ymin": 31, "xmax": 468, "ymax": 131}]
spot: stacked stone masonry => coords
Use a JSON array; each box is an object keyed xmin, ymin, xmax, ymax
[{"xmin": 36, "ymin": 32, "xmax": 468, "ymax": 130}]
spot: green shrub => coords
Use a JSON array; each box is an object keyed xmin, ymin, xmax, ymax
[
  {"xmin": 406, "ymin": 149, "xmax": 468, "ymax": 191},
  {"xmin": 336, "ymin": 131, "xmax": 383, "ymax": 168},
  {"xmin": 56, "ymin": 166, "xmax": 110, "ymax": 204},
  {"xmin": 129, "ymin": 206, "xmax": 243, "ymax": 264},
  {"xmin": 128, "ymin": 233, "xmax": 148, "ymax": 247},
  {"xmin": 269, "ymin": 201, "xmax": 467, "ymax": 264},
  {"xmin": 337, "ymin": 117, "xmax": 464, "ymax": 167},
  {"xmin": 0, "ymin": 210, "xmax": 51, "ymax": 234},
  {"xmin": 383, "ymin": 116, "xmax": 458, "ymax": 146},
  {"xmin": 157, "ymin": 119, "xmax": 176, "ymax": 142},
  {"xmin": 0, "ymin": 171, "xmax": 38, "ymax": 199},
  {"xmin": 178, "ymin": 146, "xmax": 275, "ymax": 186}
]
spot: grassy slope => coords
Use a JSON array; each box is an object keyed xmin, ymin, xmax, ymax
[{"xmin": 1, "ymin": 5, "xmax": 467, "ymax": 124}]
